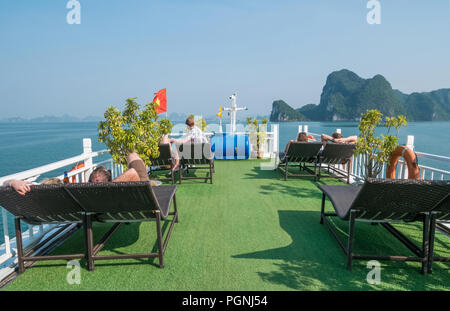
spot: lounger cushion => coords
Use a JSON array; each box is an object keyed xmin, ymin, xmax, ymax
[{"xmin": 318, "ymin": 185, "xmax": 361, "ymax": 220}]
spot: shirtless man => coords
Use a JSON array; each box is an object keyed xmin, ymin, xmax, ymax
[
  {"xmin": 5, "ymin": 152, "xmax": 149, "ymax": 195},
  {"xmin": 321, "ymin": 133, "xmax": 357, "ymax": 145},
  {"xmin": 89, "ymin": 152, "xmax": 149, "ymax": 183}
]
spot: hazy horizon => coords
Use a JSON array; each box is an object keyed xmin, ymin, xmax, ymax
[{"xmin": 1, "ymin": 0, "xmax": 449, "ymax": 119}]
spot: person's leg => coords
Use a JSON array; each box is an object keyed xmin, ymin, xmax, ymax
[
  {"xmin": 113, "ymin": 168, "xmax": 140, "ymax": 182},
  {"xmin": 127, "ymin": 153, "xmax": 150, "ymax": 181},
  {"xmin": 127, "ymin": 152, "xmax": 141, "ymax": 164},
  {"xmin": 170, "ymin": 145, "xmax": 180, "ymax": 171}
]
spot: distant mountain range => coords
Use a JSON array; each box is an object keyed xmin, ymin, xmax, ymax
[
  {"xmin": 270, "ymin": 69, "xmax": 450, "ymax": 122},
  {"xmin": 0, "ymin": 113, "xmax": 270, "ymax": 124},
  {"xmin": 0, "ymin": 114, "xmax": 102, "ymax": 123}
]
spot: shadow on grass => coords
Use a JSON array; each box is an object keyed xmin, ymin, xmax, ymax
[
  {"xmin": 29, "ymin": 218, "xmax": 175, "ymax": 271},
  {"xmin": 243, "ymin": 165, "xmax": 334, "ymax": 182},
  {"xmin": 258, "ymin": 183, "xmax": 323, "ymax": 200},
  {"xmin": 233, "ymin": 210, "xmax": 450, "ymax": 290}
]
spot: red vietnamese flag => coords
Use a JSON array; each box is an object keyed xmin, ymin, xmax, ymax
[{"xmin": 153, "ymin": 88, "xmax": 167, "ymax": 114}]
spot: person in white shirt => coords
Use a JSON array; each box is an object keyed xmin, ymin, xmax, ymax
[{"xmin": 170, "ymin": 116, "xmax": 207, "ymax": 144}]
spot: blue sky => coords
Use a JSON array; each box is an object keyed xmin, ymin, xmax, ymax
[{"xmin": 0, "ymin": 0, "xmax": 449, "ymax": 118}]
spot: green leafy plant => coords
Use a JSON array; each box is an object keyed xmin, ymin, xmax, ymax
[
  {"xmin": 158, "ymin": 118, "xmax": 174, "ymax": 136},
  {"xmin": 247, "ymin": 118, "xmax": 268, "ymax": 158},
  {"xmin": 354, "ymin": 109, "xmax": 407, "ymax": 178},
  {"xmin": 98, "ymin": 97, "xmax": 172, "ymax": 167}
]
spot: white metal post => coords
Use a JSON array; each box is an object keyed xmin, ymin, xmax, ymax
[
  {"xmin": 402, "ymin": 135, "xmax": 415, "ymax": 179},
  {"xmin": 304, "ymin": 125, "xmax": 309, "ymax": 135},
  {"xmin": 2, "ymin": 209, "xmax": 11, "ymax": 257},
  {"xmin": 273, "ymin": 124, "xmax": 279, "ymax": 155},
  {"xmin": 298, "ymin": 125, "xmax": 303, "ymax": 133},
  {"xmin": 406, "ymin": 135, "xmax": 415, "ymax": 150}
]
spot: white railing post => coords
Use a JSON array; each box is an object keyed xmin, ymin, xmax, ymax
[
  {"xmin": 272, "ymin": 124, "xmax": 279, "ymax": 155},
  {"xmin": 304, "ymin": 125, "xmax": 309, "ymax": 135},
  {"xmin": 298, "ymin": 125, "xmax": 303, "ymax": 133},
  {"xmin": 406, "ymin": 135, "xmax": 415, "ymax": 150},
  {"xmin": 83, "ymin": 138, "xmax": 93, "ymax": 181},
  {"xmin": 2, "ymin": 209, "xmax": 11, "ymax": 258},
  {"xmin": 402, "ymin": 135, "xmax": 415, "ymax": 179}
]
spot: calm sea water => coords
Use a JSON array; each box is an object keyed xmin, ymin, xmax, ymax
[{"xmin": 0, "ymin": 121, "xmax": 449, "ymax": 243}]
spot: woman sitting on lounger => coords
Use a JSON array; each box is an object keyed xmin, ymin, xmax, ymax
[
  {"xmin": 321, "ymin": 133, "xmax": 357, "ymax": 145},
  {"xmin": 279, "ymin": 132, "xmax": 315, "ymax": 161},
  {"xmin": 160, "ymin": 135, "xmax": 180, "ymax": 174}
]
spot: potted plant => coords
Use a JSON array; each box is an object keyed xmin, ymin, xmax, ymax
[
  {"xmin": 97, "ymin": 97, "xmax": 173, "ymax": 168},
  {"xmin": 247, "ymin": 117, "xmax": 268, "ymax": 159},
  {"xmin": 354, "ymin": 109, "xmax": 407, "ymax": 179}
]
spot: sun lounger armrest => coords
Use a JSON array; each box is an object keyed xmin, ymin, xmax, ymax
[
  {"xmin": 317, "ymin": 185, "xmax": 361, "ymax": 220},
  {"xmin": 152, "ymin": 185, "xmax": 178, "ymax": 219}
]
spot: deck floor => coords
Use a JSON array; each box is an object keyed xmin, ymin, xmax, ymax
[{"xmin": 4, "ymin": 160, "xmax": 450, "ymax": 291}]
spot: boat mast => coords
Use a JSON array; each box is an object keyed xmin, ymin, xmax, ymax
[{"xmin": 223, "ymin": 92, "xmax": 247, "ymax": 134}]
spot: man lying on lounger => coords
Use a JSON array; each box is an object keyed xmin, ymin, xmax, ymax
[
  {"xmin": 321, "ymin": 133, "xmax": 357, "ymax": 145},
  {"xmin": 88, "ymin": 152, "xmax": 149, "ymax": 183},
  {"xmin": 4, "ymin": 152, "xmax": 149, "ymax": 195},
  {"xmin": 279, "ymin": 132, "xmax": 314, "ymax": 162}
]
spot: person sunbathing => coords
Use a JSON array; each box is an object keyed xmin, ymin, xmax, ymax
[
  {"xmin": 4, "ymin": 153, "xmax": 150, "ymax": 195},
  {"xmin": 89, "ymin": 152, "xmax": 149, "ymax": 183},
  {"xmin": 3, "ymin": 178, "xmax": 62, "ymax": 196},
  {"xmin": 160, "ymin": 135, "xmax": 180, "ymax": 173},
  {"xmin": 321, "ymin": 133, "xmax": 357, "ymax": 145},
  {"xmin": 279, "ymin": 132, "xmax": 314, "ymax": 161}
]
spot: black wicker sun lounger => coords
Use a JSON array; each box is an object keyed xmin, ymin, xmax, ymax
[
  {"xmin": 317, "ymin": 143, "xmax": 355, "ymax": 184},
  {"xmin": 148, "ymin": 143, "xmax": 177, "ymax": 184},
  {"xmin": 278, "ymin": 142, "xmax": 323, "ymax": 181},
  {"xmin": 176, "ymin": 142, "xmax": 214, "ymax": 184},
  {"xmin": 0, "ymin": 181, "xmax": 179, "ymax": 274},
  {"xmin": 318, "ymin": 178, "xmax": 450, "ymax": 274}
]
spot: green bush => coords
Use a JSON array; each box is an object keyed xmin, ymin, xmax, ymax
[
  {"xmin": 354, "ymin": 109, "xmax": 407, "ymax": 178},
  {"xmin": 97, "ymin": 97, "xmax": 173, "ymax": 168}
]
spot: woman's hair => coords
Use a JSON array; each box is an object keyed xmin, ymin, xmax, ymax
[
  {"xmin": 185, "ymin": 116, "xmax": 195, "ymax": 127},
  {"xmin": 297, "ymin": 132, "xmax": 308, "ymax": 142},
  {"xmin": 41, "ymin": 178, "xmax": 62, "ymax": 185},
  {"xmin": 88, "ymin": 166, "xmax": 112, "ymax": 182},
  {"xmin": 332, "ymin": 133, "xmax": 343, "ymax": 139}
]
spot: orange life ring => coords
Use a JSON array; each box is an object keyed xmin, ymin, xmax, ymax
[
  {"xmin": 307, "ymin": 135, "xmax": 315, "ymax": 141},
  {"xmin": 386, "ymin": 146, "xmax": 419, "ymax": 180},
  {"xmin": 70, "ymin": 162, "xmax": 85, "ymax": 182}
]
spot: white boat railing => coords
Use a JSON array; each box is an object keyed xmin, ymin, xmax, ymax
[
  {"xmin": 1, "ymin": 124, "xmax": 447, "ymax": 281},
  {"xmin": 0, "ymin": 126, "xmax": 282, "ymax": 281},
  {"xmin": 0, "ymin": 139, "xmax": 122, "ymax": 281},
  {"xmin": 299, "ymin": 125, "xmax": 450, "ymax": 183},
  {"xmin": 168, "ymin": 123, "xmax": 279, "ymax": 159}
]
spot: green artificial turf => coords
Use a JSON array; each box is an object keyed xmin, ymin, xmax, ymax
[{"xmin": 3, "ymin": 160, "xmax": 450, "ymax": 291}]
